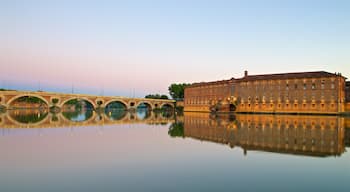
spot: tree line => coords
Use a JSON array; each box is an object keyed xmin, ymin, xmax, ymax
[{"xmin": 144, "ymin": 83, "xmax": 191, "ymax": 100}]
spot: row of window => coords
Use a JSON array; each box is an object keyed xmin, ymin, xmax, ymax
[
  {"xmin": 239, "ymin": 82, "xmax": 335, "ymax": 91},
  {"xmin": 241, "ymin": 103, "xmax": 336, "ymax": 109},
  {"xmin": 243, "ymin": 95, "xmax": 336, "ymax": 102}
]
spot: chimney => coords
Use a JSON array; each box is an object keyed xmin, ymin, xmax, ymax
[{"xmin": 244, "ymin": 70, "xmax": 248, "ymax": 77}]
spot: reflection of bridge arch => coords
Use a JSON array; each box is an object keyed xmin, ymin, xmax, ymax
[
  {"xmin": 136, "ymin": 109, "xmax": 152, "ymax": 120},
  {"xmin": 58, "ymin": 111, "xmax": 97, "ymax": 125},
  {"xmin": 0, "ymin": 111, "xmax": 175, "ymax": 128},
  {"xmin": 104, "ymin": 109, "xmax": 128, "ymax": 121},
  {"xmin": 6, "ymin": 94, "xmax": 49, "ymax": 108},
  {"xmin": 6, "ymin": 112, "xmax": 50, "ymax": 127},
  {"xmin": 59, "ymin": 97, "xmax": 97, "ymax": 109},
  {"xmin": 104, "ymin": 99, "xmax": 128, "ymax": 109}
]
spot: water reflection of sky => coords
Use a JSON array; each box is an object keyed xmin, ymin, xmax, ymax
[
  {"xmin": 70, "ymin": 113, "xmax": 88, "ymax": 122},
  {"xmin": 136, "ymin": 109, "xmax": 148, "ymax": 120},
  {"xmin": 0, "ymin": 112, "xmax": 349, "ymax": 192}
]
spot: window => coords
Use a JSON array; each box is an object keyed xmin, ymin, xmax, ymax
[
  {"xmin": 331, "ymin": 83, "xmax": 335, "ymax": 89},
  {"xmin": 321, "ymin": 80, "xmax": 325, "ymax": 89},
  {"xmin": 312, "ymin": 83, "xmax": 316, "ymax": 89},
  {"xmin": 286, "ymin": 84, "xmax": 289, "ymax": 90},
  {"xmin": 303, "ymin": 83, "xmax": 307, "ymax": 90},
  {"xmin": 295, "ymin": 84, "xmax": 298, "ymax": 89}
]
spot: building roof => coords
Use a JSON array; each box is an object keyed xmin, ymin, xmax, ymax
[
  {"xmin": 188, "ymin": 79, "xmax": 232, "ymax": 88},
  {"xmin": 237, "ymin": 71, "xmax": 345, "ymax": 82},
  {"xmin": 186, "ymin": 71, "xmax": 346, "ymax": 88}
]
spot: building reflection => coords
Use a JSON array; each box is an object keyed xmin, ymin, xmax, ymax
[{"xmin": 179, "ymin": 112, "xmax": 348, "ymax": 157}]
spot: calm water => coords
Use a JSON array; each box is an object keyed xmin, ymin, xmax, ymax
[{"xmin": 0, "ymin": 109, "xmax": 349, "ymax": 192}]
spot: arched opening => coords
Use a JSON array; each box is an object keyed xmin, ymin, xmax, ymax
[
  {"xmin": 9, "ymin": 96, "xmax": 48, "ymax": 109},
  {"xmin": 105, "ymin": 101, "xmax": 128, "ymax": 120},
  {"xmin": 229, "ymin": 104, "xmax": 236, "ymax": 112},
  {"xmin": 105, "ymin": 101, "xmax": 128, "ymax": 111},
  {"xmin": 161, "ymin": 104, "xmax": 174, "ymax": 111},
  {"xmin": 137, "ymin": 102, "xmax": 152, "ymax": 111},
  {"xmin": 8, "ymin": 109, "xmax": 48, "ymax": 124},
  {"xmin": 62, "ymin": 99, "xmax": 94, "ymax": 122},
  {"xmin": 136, "ymin": 102, "xmax": 152, "ymax": 120},
  {"xmin": 161, "ymin": 104, "xmax": 174, "ymax": 118},
  {"xmin": 62, "ymin": 98, "xmax": 94, "ymax": 111}
]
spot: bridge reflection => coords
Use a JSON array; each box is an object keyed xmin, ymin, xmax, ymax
[
  {"xmin": 0, "ymin": 109, "xmax": 175, "ymax": 128},
  {"xmin": 171, "ymin": 112, "xmax": 350, "ymax": 157}
]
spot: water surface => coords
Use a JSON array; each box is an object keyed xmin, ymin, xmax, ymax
[{"xmin": 0, "ymin": 110, "xmax": 349, "ymax": 192}]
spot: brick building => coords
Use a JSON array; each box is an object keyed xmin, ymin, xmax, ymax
[{"xmin": 184, "ymin": 71, "xmax": 347, "ymax": 114}]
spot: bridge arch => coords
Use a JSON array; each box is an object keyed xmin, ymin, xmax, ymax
[
  {"xmin": 6, "ymin": 94, "xmax": 50, "ymax": 109},
  {"xmin": 229, "ymin": 103, "xmax": 237, "ymax": 112},
  {"xmin": 59, "ymin": 97, "xmax": 97, "ymax": 109},
  {"xmin": 136, "ymin": 101, "xmax": 153, "ymax": 110},
  {"xmin": 160, "ymin": 103, "xmax": 174, "ymax": 110},
  {"xmin": 104, "ymin": 99, "xmax": 128, "ymax": 110}
]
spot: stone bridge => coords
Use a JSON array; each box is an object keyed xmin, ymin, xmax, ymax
[{"xmin": 0, "ymin": 91, "xmax": 175, "ymax": 110}]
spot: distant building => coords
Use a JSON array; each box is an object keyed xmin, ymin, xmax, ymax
[{"xmin": 184, "ymin": 71, "xmax": 347, "ymax": 114}]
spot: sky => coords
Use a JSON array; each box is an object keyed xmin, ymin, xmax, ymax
[{"xmin": 1, "ymin": 0, "xmax": 349, "ymax": 97}]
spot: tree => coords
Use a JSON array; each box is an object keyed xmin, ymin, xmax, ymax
[
  {"xmin": 145, "ymin": 94, "xmax": 169, "ymax": 100},
  {"xmin": 168, "ymin": 83, "xmax": 191, "ymax": 100}
]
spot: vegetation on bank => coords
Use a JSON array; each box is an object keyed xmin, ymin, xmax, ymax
[
  {"xmin": 145, "ymin": 94, "xmax": 169, "ymax": 99},
  {"xmin": 0, "ymin": 88, "xmax": 16, "ymax": 91},
  {"xmin": 168, "ymin": 122, "xmax": 184, "ymax": 137},
  {"xmin": 64, "ymin": 99, "xmax": 94, "ymax": 110},
  {"xmin": 15, "ymin": 96, "xmax": 46, "ymax": 104},
  {"xmin": 168, "ymin": 83, "xmax": 191, "ymax": 100}
]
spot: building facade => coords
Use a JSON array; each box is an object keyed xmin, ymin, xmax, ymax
[{"xmin": 184, "ymin": 71, "xmax": 347, "ymax": 114}]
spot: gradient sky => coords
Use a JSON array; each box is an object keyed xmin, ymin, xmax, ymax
[{"xmin": 1, "ymin": 0, "xmax": 349, "ymax": 97}]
